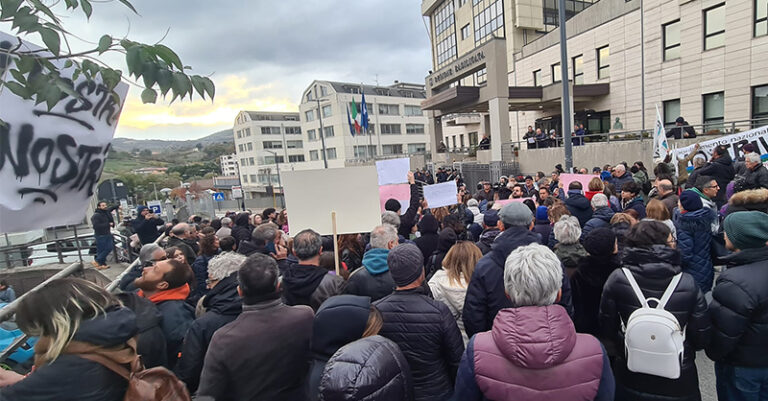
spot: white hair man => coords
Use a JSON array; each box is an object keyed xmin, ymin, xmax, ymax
[
  {"xmin": 453, "ymin": 243, "xmax": 615, "ymax": 400},
  {"xmin": 581, "ymin": 193, "xmax": 615, "ymax": 241},
  {"xmin": 216, "ymin": 217, "xmax": 233, "ymax": 239},
  {"xmin": 742, "ymin": 152, "xmax": 768, "ymax": 190},
  {"xmin": 175, "ymin": 251, "xmax": 246, "ymax": 392},
  {"xmin": 345, "ymin": 225, "xmax": 398, "ymax": 301},
  {"xmin": 553, "ymin": 216, "xmax": 588, "ymax": 275},
  {"xmin": 611, "ymin": 164, "xmax": 633, "ymax": 191}
]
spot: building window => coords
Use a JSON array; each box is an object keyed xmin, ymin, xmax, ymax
[
  {"xmin": 381, "ymin": 124, "xmax": 402, "ymax": 135},
  {"xmin": 309, "ymin": 150, "xmax": 319, "ymax": 161},
  {"xmin": 551, "ymin": 62, "xmax": 561, "ymax": 83},
  {"xmin": 585, "ymin": 110, "xmax": 612, "ymax": 133},
  {"xmin": 246, "ymin": 143, "xmax": 253, "ymax": 151},
  {"xmin": 406, "ymin": 124, "xmax": 425, "ymax": 134},
  {"xmin": 533, "ymin": 69, "xmax": 542, "ymax": 86},
  {"xmin": 305, "ymin": 110, "xmax": 315, "ymax": 122},
  {"xmin": 572, "ymin": 55, "xmax": 583, "ymax": 84},
  {"xmin": 245, "ymin": 128, "xmax": 251, "ymax": 136},
  {"xmin": 260, "ymin": 127, "xmax": 280, "ymax": 135},
  {"xmin": 703, "ymin": 91, "xmax": 725, "ymax": 130},
  {"xmin": 365, "ymin": 124, "xmax": 375, "ymax": 136},
  {"xmin": 752, "ymin": 85, "xmax": 768, "ymax": 127},
  {"xmin": 322, "ymin": 105, "xmax": 332, "ymax": 118},
  {"xmin": 286, "ymin": 140, "xmax": 303, "ymax": 149},
  {"xmin": 468, "ymin": 132, "xmax": 478, "ymax": 146},
  {"xmin": 436, "ymin": 33, "xmax": 457, "ymax": 67},
  {"xmin": 597, "ymin": 45, "xmax": 610, "ymax": 79},
  {"xmin": 238, "ymin": 144, "xmax": 244, "ymax": 152},
  {"xmin": 242, "ymin": 175, "xmax": 248, "ymax": 183},
  {"xmin": 284, "ymin": 115, "xmax": 298, "ymax": 121},
  {"xmin": 663, "ymin": 20, "xmax": 681, "ymax": 60},
  {"xmin": 404, "ymin": 105, "xmax": 423, "ymax": 116},
  {"xmin": 307, "ymin": 129, "xmax": 317, "ymax": 141},
  {"xmin": 461, "ymin": 23, "xmax": 470, "ymax": 40},
  {"xmin": 460, "ymin": 134, "xmax": 465, "ymax": 147},
  {"xmin": 408, "ymin": 143, "xmax": 427, "ymax": 153},
  {"xmin": 285, "ymin": 126, "xmax": 301, "ymax": 135},
  {"xmin": 320, "ymin": 86, "xmax": 328, "ymax": 96},
  {"xmin": 663, "ymin": 99, "xmax": 681, "ymax": 126},
  {"xmin": 263, "ymin": 141, "xmax": 282, "ymax": 149},
  {"xmin": 452, "ymin": 135, "xmax": 456, "ymax": 148},
  {"xmin": 237, "ymin": 130, "xmax": 242, "ymax": 138},
  {"xmin": 288, "ymin": 155, "xmax": 305, "ymax": 162},
  {"xmin": 353, "ymin": 102, "xmax": 374, "ymax": 115},
  {"xmin": 757, "ymin": 0, "xmax": 768, "ymax": 36},
  {"xmin": 354, "ymin": 145, "xmax": 377, "ymax": 158},
  {"xmin": 382, "ymin": 144, "xmax": 402, "ymax": 155},
  {"xmin": 326, "ymin": 148, "xmax": 337, "ymax": 160},
  {"xmin": 476, "ymin": 67, "xmax": 487, "ymax": 84},
  {"xmin": 704, "ymin": 4, "xmax": 726, "ymax": 50},
  {"xmin": 249, "ymin": 174, "xmax": 257, "ymax": 183},
  {"xmin": 435, "ymin": 0, "xmax": 455, "ymax": 35},
  {"xmin": 323, "ymin": 126, "xmax": 335, "ymax": 138},
  {"xmin": 378, "ymin": 104, "xmax": 399, "ymax": 115},
  {"xmin": 306, "ymin": 92, "xmax": 314, "ymax": 102},
  {"xmin": 264, "ymin": 155, "xmax": 284, "ymax": 164},
  {"xmin": 435, "ymin": 0, "xmax": 457, "ymax": 68},
  {"xmin": 473, "ymin": 0, "xmax": 504, "ymax": 45},
  {"xmin": 248, "ymin": 157, "xmax": 255, "ymax": 165}
]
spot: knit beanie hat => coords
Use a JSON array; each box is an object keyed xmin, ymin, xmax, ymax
[
  {"xmin": 136, "ymin": 205, "xmax": 148, "ymax": 213},
  {"xmin": 387, "ymin": 244, "xmax": 424, "ymax": 287},
  {"xmin": 536, "ymin": 206, "xmax": 548, "ymax": 221},
  {"xmin": 583, "ymin": 227, "xmax": 616, "ymax": 256},
  {"xmin": 417, "ymin": 214, "xmax": 439, "ymax": 234},
  {"xmin": 483, "ymin": 210, "xmax": 499, "ymax": 226},
  {"xmin": 679, "ymin": 190, "xmax": 703, "ymax": 212},
  {"xmin": 384, "ymin": 199, "xmax": 402, "ymax": 213},
  {"xmin": 723, "ymin": 211, "xmax": 768, "ymax": 250}
]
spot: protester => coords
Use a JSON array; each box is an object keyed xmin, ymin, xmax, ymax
[
  {"xmin": 707, "ymin": 211, "xmax": 768, "ymax": 400},
  {"xmin": 610, "ymin": 212, "xmax": 636, "ymax": 254},
  {"xmin": 189, "ymin": 234, "xmax": 219, "ymax": 303},
  {"xmin": 620, "ymin": 181, "xmax": 647, "ymax": 219},
  {"xmin": 453, "ymin": 243, "xmax": 615, "ymax": 401},
  {"xmin": 610, "ymin": 164, "xmax": 634, "ymax": 192},
  {"xmin": 532, "ymin": 206, "xmax": 552, "ymax": 246},
  {"xmin": 738, "ymin": 152, "xmax": 768, "ymax": 191},
  {"xmin": 166, "ymin": 246, "xmax": 188, "ymax": 265},
  {"xmin": 197, "ymin": 254, "xmax": 314, "ymax": 401},
  {"xmin": 132, "ymin": 206, "xmax": 164, "ymax": 245},
  {"xmin": 113, "ymin": 290, "xmax": 167, "ymax": 369},
  {"xmin": 478, "ymin": 133, "xmax": 490, "ymax": 150},
  {"xmin": 725, "ymin": 187, "xmax": 768, "ymax": 215},
  {"xmin": 0, "ymin": 281, "xmax": 16, "ymax": 303},
  {"xmin": 599, "ymin": 221, "xmax": 710, "ymax": 401},
  {"xmin": 644, "ymin": 198, "xmax": 677, "ymax": 240},
  {"xmin": 654, "ymin": 178, "xmax": 679, "ymax": 217},
  {"xmin": 522, "ymin": 175, "xmax": 537, "ymax": 198},
  {"xmin": 166, "ymin": 223, "xmax": 198, "ymax": 264},
  {"xmin": 175, "ymin": 252, "xmax": 245, "ymax": 393},
  {"xmin": 475, "ymin": 210, "xmax": 501, "ymax": 254},
  {"xmin": 586, "ymin": 177, "xmax": 605, "ymax": 201},
  {"xmin": 572, "ymin": 228, "xmax": 619, "ymax": 336},
  {"xmin": 414, "ymin": 215, "xmax": 440, "ymax": 266},
  {"xmin": 428, "ymin": 241, "xmax": 481, "ymax": 344},
  {"xmin": 581, "ymin": 193, "xmax": 615, "ymax": 240},
  {"xmin": 564, "ymin": 182, "xmax": 593, "ymax": 227},
  {"xmin": 464, "ymin": 202, "xmax": 573, "ymax": 338},
  {"xmin": 553, "ymin": 215, "xmax": 588, "ymax": 277},
  {"xmin": 318, "ymin": 335, "xmax": 414, "ymax": 401},
  {"xmin": 385, "ymin": 171, "xmax": 420, "ymax": 239},
  {"xmin": 219, "ymin": 235, "xmax": 237, "ymax": 253},
  {"xmin": 666, "ymin": 116, "xmax": 696, "ymax": 139},
  {"xmin": 305, "ymin": 295, "xmax": 383, "ymax": 401},
  {"xmin": 338, "ymin": 233, "xmax": 365, "ymax": 272},
  {"xmin": 117, "ymin": 243, "xmax": 165, "ymax": 292},
  {"xmin": 345, "ymin": 225, "xmax": 398, "ymax": 302},
  {"xmin": 375, "ymin": 244, "xmax": 464, "ymax": 401},
  {"xmin": 230, "ymin": 212, "xmax": 252, "ymax": 245},
  {"xmin": 546, "ymin": 203, "xmax": 571, "ymax": 249},
  {"xmin": 215, "ymin": 217, "xmax": 232, "ymax": 238},
  {"xmin": 282, "ymin": 229, "xmax": 345, "ymax": 310},
  {"xmin": 697, "ymin": 145, "xmax": 735, "ymax": 207},
  {"xmin": 133, "ymin": 258, "xmax": 195, "ymax": 369},
  {"xmin": 425, "ymin": 228, "xmax": 458, "ymax": 280},
  {"xmin": 90, "ymin": 201, "xmax": 119, "ymax": 270}
]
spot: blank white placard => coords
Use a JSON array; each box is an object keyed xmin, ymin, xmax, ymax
[
  {"xmin": 423, "ymin": 181, "xmax": 458, "ymax": 208},
  {"xmin": 376, "ymin": 158, "xmax": 411, "ymax": 186}
]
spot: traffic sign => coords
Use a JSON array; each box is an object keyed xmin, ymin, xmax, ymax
[
  {"xmin": 231, "ymin": 186, "xmax": 243, "ymax": 199},
  {"xmin": 147, "ymin": 200, "xmax": 162, "ymax": 214},
  {"xmin": 212, "ymin": 192, "xmax": 225, "ymax": 201}
]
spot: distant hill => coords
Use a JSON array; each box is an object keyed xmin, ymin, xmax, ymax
[{"xmin": 111, "ymin": 129, "xmax": 233, "ymax": 152}]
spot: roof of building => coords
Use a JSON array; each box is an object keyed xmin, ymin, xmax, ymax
[
  {"xmin": 245, "ymin": 111, "xmax": 300, "ymax": 121},
  {"xmin": 325, "ymin": 81, "xmax": 427, "ymax": 99}
]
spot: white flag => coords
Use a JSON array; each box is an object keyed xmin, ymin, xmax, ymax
[{"xmin": 652, "ymin": 105, "xmax": 669, "ymax": 163}]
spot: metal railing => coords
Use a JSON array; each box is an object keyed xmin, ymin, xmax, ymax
[
  {"xmin": 106, "ymin": 233, "xmax": 166, "ymax": 293},
  {"xmin": 0, "ymin": 232, "xmax": 134, "ymax": 269}
]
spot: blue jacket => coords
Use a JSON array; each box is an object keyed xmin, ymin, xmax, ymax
[
  {"xmin": 622, "ymin": 197, "xmax": 646, "ymax": 219},
  {"xmin": 674, "ymin": 208, "xmax": 716, "ymax": 293},
  {"xmin": 581, "ymin": 207, "xmax": 615, "ymax": 241},
  {"xmin": 462, "ymin": 226, "xmax": 573, "ymax": 338},
  {"xmin": 131, "ymin": 216, "xmax": 164, "ymax": 245},
  {"xmin": 610, "ymin": 173, "xmax": 635, "ymax": 193},
  {"xmin": 565, "ymin": 191, "xmax": 593, "ymax": 227}
]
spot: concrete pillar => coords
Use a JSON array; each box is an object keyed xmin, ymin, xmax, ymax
[
  {"xmin": 488, "ymin": 97, "xmax": 510, "ymax": 161},
  {"xmin": 428, "ymin": 110, "xmax": 444, "ymax": 160}
]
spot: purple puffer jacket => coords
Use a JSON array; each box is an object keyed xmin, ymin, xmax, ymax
[{"xmin": 452, "ymin": 305, "xmax": 614, "ymax": 401}]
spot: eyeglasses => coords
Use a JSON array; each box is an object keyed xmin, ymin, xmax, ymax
[
  {"xmin": 143, "ymin": 255, "xmax": 167, "ymax": 267},
  {"xmin": 705, "ymin": 184, "xmax": 720, "ymax": 189}
]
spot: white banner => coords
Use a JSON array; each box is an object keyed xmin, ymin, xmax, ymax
[
  {"xmin": 671, "ymin": 124, "xmax": 768, "ymax": 170},
  {"xmin": 652, "ymin": 105, "xmax": 669, "ymax": 163},
  {"xmin": 0, "ymin": 31, "xmax": 128, "ymax": 233}
]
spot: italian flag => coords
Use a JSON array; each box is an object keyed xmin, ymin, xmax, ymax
[{"xmin": 350, "ymin": 98, "xmax": 361, "ymax": 134}]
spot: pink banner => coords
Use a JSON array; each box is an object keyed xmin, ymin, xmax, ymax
[
  {"xmin": 559, "ymin": 173, "xmax": 597, "ymax": 192},
  {"xmin": 494, "ymin": 198, "xmax": 532, "ymax": 206},
  {"xmin": 379, "ymin": 184, "xmax": 410, "ymax": 213}
]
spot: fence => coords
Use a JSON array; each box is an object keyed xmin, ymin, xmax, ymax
[{"xmin": 0, "ymin": 232, "xmax": 134, "ymax": 270}]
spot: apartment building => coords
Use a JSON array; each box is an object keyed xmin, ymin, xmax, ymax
[{"xmin": 219, "ymin": 153, "xmax": 238, "ymax": 177}]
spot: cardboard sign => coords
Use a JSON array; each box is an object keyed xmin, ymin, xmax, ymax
[
  {"xmin": 379, "ymin": 184, "xmax": 410, "ymax": 215},
  {"xmin": 495, "ymin": 198, "xmax": 532, "ymax": 206},
  {"xmin": 282, "ymin": 166, "xmax": 381, "ymax": 235},
  {"xmin": 0, "ymin": 31, "xmax": 129, "ymax": 233},
  {"xmin": 559, "ymin": 173, "xmax": 598, "ymax": 193},
  {"xmin": 423, "ymin": 181, "xmax": 458, "ymax": 208},
  {"xmin": 376, "ymin": 157, "xmax": 410, "ymax": 186}
]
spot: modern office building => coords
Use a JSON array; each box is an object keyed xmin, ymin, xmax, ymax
[
  {"xmin": 298, "ymin": 80, "xmax": 431, "ymax": 168},
  {"xmin": 219, "ymin": 153, "xmax": 238, "ymax": 176},
  {"xmin": 420, "ymin": 0, "xmax": 768, "ymax": 160}
]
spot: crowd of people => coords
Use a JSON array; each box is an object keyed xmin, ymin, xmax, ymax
[{"xmin": 1, "ymin": 142, "xmax": 768, "ymax": 401}]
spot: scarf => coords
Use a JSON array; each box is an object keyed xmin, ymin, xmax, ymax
[{"xmin": 138, "ymin": 283, "xmax": 190, "ymax": 304}]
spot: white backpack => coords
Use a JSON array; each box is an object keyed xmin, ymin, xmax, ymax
[{"xmin": 620, "ymin": 268, "xmax": 685, "ymax": 379}]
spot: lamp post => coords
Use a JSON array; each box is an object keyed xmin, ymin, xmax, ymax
[
  {"xmin": 315, "ymin": 84, "xmax": 329, "ymax": 169},
  {"xmin": 264, "ymin": 150, "xmax": 284, "ymax": 208},
  {"xmin": 233, "ymin": 160, "xmax": 245, "ymax": 211},
  {"xmin": 558, "ymin": 0, "xmax": 573, "ymax": 171}
]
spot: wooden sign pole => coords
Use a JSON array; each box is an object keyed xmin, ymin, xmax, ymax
[{"xmin": 331, "ymin": 211, "xmax": 340, "ymax": 276}]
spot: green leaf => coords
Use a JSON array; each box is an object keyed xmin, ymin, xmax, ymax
[
  {"xmin": 190, "ymin": 75, "xmax": 206, "ymax": 100},
  {"xmin": 140, "ymin": 88, "xmax": 157, "ymax": 104},
  {"xmin": 99, "ymin": 68, "xmax": 121, "ymax": 91},
  {"xmin": 172, "ymin": 72, "xmax": 192, "ymax": 99},
  {"xmin": 202, "ymin": 77, "xmax": 215, "ymax": 100},
  {"xmin": 125, "ymin": 46, "xmax": 142, "ymax": 77},
  {"xmin": 54, "ymin": 78, "xmax": 78, "ymax": 98},
  {"xmin": 44, "ymin": 85, "xmax": 62, "ymax": 110},
  {"xmin": 0, "ymin": 0, "xmax": 23, "ymax": 20},
  {"xmin": 14, "ymin": 56, "xmax": 35, "ymax": 74},
  {"xmin": 97, "ymin": 34, "xmax": 111, "ymax": 54},
  {"xmin": 12, "ymin": 7, "xmax": 39, "ymax": 34},
  {"xmin": 116, "ymin": 0, "xmax": 138, "ymax": 14},
  {"xmin": 140, "ymin": 62, "xmax": 156, "ymax": 88},
  {"xmin": 9, "ymin": 69, "xmax": 26, "ymax": 84},
  {"xmin": 38, "ymin": 27, "xmax": 60, "ymax": 56},
  {"xmin": 153, "ymin": 44, "xmax": 183, "ymax": 71},
  {"xmin": 4, "ymin": 81, "xmax": 30, "ymax": 98},
  {"xmin": 64, "ymin": 60, "xmax": 73, "ymax": 69},
  {"xmin": 80, "ymin": 0, "xmax": 92, "ymax": 18},
  {"xmin": 81, "ymin": 59, "xmax": 98, "ymax": 76},
  {"xmin": 63, "ymin": 0, "xmax": 78, "ymax": 9},
  {"xmin": 156, "ymin": 69, "xmax": 172, "ymax": 95},
  {"xmin": 29, "ymin": 0, "xmax": 59, "ymax": 23}
]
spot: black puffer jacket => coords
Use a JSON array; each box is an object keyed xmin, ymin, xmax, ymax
[
  {"xmin": 571, "ymin": 254, "xmax": 620, "ymax": 336},
  {"xmin": 282, "ymin": 262, "xmax": 346, "ymax": 311},
  {"xmin": 231, "ymin": 213, "xmax": 252, "ymax": 244},
  {"xmin": 374, "ymin": 287, "xmax": 464, "ymax": 401},
  {"xmin": 175, "ymin": 273, "xmax": 242, "ymax": 393},
  {"xmin": 115, "ymin": 292, "xmax": 167, "ymax": 368},
  {"xmin": 0, "ymin": 307, "xmax": 137, "ymax": 401},
  {"xmin": 425, "ymin": 228, "xmax": 457, "ymax": 280},
  {"xmin": 319, "ymin": 335, "xmax": 413, "ymax": 401},
  {"xmin": 91, "ymin": 206, "xmax": 117, "ymax": 236},
  {"xmin": 414, "ymin": 215, "xmax": 440, "ymax": 268},
  {"xmin": 599, "ymin": 245, "xmax": 710, "ymax": 401},
  {"xmin": 565, "ymin": 190, "xmax": 593, "ymax": 227},
  {"xmin": 707, "ymin": 246, "xmax": 768, "ymax": 367}
]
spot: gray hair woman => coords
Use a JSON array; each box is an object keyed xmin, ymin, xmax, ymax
[
  {"xmin": 452, "ymin": 243, "xmax": 614, "ymax": 400},
  {"xmin": 553, "ymin": 216, "xmax": 588, "ymax": 277}
]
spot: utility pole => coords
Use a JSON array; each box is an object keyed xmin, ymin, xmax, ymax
[
  {"xmin": 315, "ymin": 84, "xmax": 329, "ymax": 168},
  {"xmin": 265, "ymin": 150, "xmax": 284, "ymax": 208},
  {"xmin": 558, "ymin": 0, "xmax": 573, "ymax": 171}
]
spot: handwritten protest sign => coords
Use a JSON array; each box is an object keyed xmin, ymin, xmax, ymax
[
  {"xmin": 282, "ymin": 166, "xmax": 381, "ymax": 235},
  {"xmin": 672, "ymin": 125, "xmax": 768, "ymax": 170},
  {"xmin": 0, "ymin": 31, "xmax": 129, "ymax": 233},
  {"xmin": 423, "ymin": 181, "xmax": 458, "ymax": 208},
  {"xmin": 379, "ymin": 184, "xmax": 410, "ymax": 215},
  {"xmin": 375, "ymin": 158, "xmax": 410, "ymax": 186}
]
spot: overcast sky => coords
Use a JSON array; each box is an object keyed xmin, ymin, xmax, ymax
[{"xmin": 27, "ymin": 0, "xmax": 433, "ymax": 140}]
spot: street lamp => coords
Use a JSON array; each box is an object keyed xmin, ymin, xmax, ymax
[
  {"xmin": 264, "ymin": 149, "xmax": 284, "ymax": 208},
  {"xmin": 315, "ymin": 84, "xmax": 329, "ymax": 169}
]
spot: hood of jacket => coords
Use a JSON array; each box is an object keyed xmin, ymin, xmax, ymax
[
  {"xmin": 623, "ymin": 245, "xmax": 681, "ymax": 278},
  {"xmin": 362, "ymin": 248, "xmax": 390, "ymax": 275},
  {"xmin": 202, "ymin": 273, "xmax": 242, "ymax": 316},
  {"xmin": 491, "ymin": 305, "xmax": 576, "ymax": 369},
  {"xmin": 575, "ymin": 254, "xmax": 620, "ymax": 287},
  {"xmin": 311, "ymin": 295, "xmax": 370, "ymax": 358},
  {"xmin": 721, "ymin": 245, "xmax": 768, "ymax": 267},
  {"xmin": 592, "ymin": 206, "xmax": 615, "ymax": 222},
  {"xmin": 71, "ymin": 306, "xmax": 138, "ymax": 347},
  {"xmin": 437, "ymin": 228, "xmax": 458, "ymax": 252},
  {"xmin": 478, "ymin": 228, "xmax": 501, "ymax": 245},
  {"xmin": 418, "ymin": 214, "xmax": 439, "ymax": 234},
  {"xmin": 115, "ymin": 292, "xmax": 162, "ymax": 334},
  {"xmin": 674, "ymin": 207, "xmax": 715, "ymax": 232},
  {"xmin": 714, "ymin": 153, "xmax": 734, "ymax": 167},
  {"xmin": 489, "ymin": 226, "xmax": 541, "ymax": 268},
  {"xmin": 555, "ymin": 242, "xmax": 587, "ymax": 266},
  {"xmin": 624, "ymin": 197, "xmax": 644, "ymax": 208},
  {"xmin": 282, "ymin": 262, "xmax": 329, "ymax": 300},
  {"xmin": 566, "ymin": 192, "xmax": 591, "ymax": 211},
  {"xmin": 234, "ymin": 213, "xmax": 250, "ymax": 227}
]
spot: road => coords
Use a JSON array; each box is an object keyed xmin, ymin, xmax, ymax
[{"xmin": 698, "ymin": 351, "xmax": 717, "ymax": 401}]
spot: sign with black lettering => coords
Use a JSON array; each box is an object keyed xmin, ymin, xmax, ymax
[
  {"xmin": 672, "ymin": 125, "xmax": 768, "ymax": 170},
  {"xmin": 0, "ymin": 31, "xmax": 128, "ymax": 233}
]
